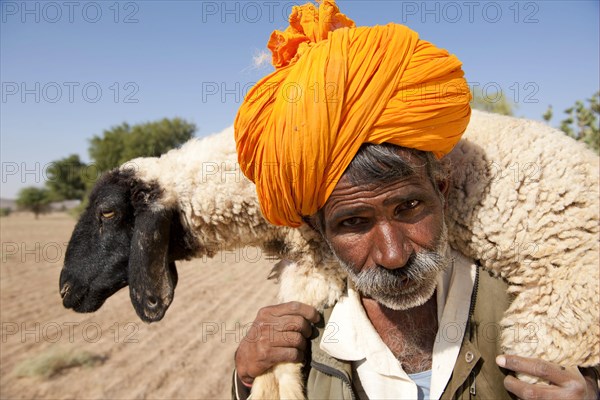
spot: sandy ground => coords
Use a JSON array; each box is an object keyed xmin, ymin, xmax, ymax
[{"xmin": 0, "ymin": 212, "xmax": 279, "ymax": 399}]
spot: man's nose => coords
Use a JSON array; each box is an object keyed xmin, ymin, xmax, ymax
[{"xmin": 371, "ymin": 221, "xmax": 411, "ymax": 269}]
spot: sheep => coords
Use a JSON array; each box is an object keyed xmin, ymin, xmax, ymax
[
  {"xmin": 59, "ymin": 110, "xmax": 599, "ymax": 399},
  {"xmin": 59, "ymin": 126, "xmax": 342, "ymax": 324}
]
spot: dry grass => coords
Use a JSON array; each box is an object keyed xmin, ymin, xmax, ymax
[{"xmin": 13, "ymin": 347, "xmax": 106, "ymax": 379}]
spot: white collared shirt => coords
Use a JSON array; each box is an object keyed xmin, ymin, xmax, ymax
[{"xmin": 319, "ymin": 248, "xmax": 477, "ymax": 400}]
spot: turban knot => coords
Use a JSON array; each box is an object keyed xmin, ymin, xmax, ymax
[{"xmin": 235, "ymin": 0, "xmax": 472, "ymax": 227}]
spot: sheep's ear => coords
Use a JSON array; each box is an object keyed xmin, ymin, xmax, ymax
[{"xmin": 128, "ymin": 208, "xmax": 177, "ymax": 323}]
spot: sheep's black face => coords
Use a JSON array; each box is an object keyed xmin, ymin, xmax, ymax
[
  {"xmin": 60, "ymin": 169, "xmax": 195, "ymax": 322},
  {"xmin": 60, "ymin": 171, "xmax": 135, "ymax": 312}
]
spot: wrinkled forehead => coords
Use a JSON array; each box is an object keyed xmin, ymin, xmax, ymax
[{"xmin": 326, "ymin": 171, "xmax": 433, "ymax": 210}]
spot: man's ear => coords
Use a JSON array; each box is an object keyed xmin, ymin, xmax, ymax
[
  {"xmin": 128, "ymin": 207, "xmax": 177, "ymax": 323},
  {"xmin": 302, "ymin": 213, "xmax": 325, "ymax": 237},
  {"xmin": 437, "ymin": 177, "xmax": 451, "ymax": 207}
]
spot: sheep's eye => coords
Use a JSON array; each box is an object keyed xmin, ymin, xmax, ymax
[{"xmin": 101, "ymin": 210, "xmax": 115, "ymax": 219}]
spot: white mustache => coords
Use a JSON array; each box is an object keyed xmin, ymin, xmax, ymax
[{"xmin": 347, "ymin": 249, "xmax": 447, "ymax": 294}]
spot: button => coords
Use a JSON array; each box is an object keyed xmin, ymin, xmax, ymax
[{"xmin": 465, "ymin": 351, "xmax": 474, "ymax": 363}]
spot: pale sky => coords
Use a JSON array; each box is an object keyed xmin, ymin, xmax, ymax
[{"xmin": 2, "ymin": 0, "xmax": 599, "ymax": 198}]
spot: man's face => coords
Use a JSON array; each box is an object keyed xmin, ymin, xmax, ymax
[{"xmin": 320, "ymin": 163, "xmax": 450, "ymax": 310}]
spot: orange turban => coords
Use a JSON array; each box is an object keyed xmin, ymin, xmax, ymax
[{"xmin": 235, "ymin": 0, "xmax": 471, "ymax": 227}]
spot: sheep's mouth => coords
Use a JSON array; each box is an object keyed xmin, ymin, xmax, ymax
[
  {"xmin": 61, "ymin": 285, "xmax": 87, "ymax": 310},
  {"xmin": 62, "ymin": 286, "xmax": 103, "ymax": 312},
  {"xmin": 61, "ymin": 280, "xmax": 127, "ymax": 313}
]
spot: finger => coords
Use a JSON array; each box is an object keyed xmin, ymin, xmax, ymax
[
  {"xmin": 267, "ymin": 346, "xmax": 305, "ymax": 365},
  {"xmin": 269, "ymin": 301, "xmax": 321, "ymax": 323},
  {"xmin": 497, "ymin": 355, "xmax": 578, "ymax": 386},
  {"xmin": 270, "ymin": 331, "xmax": 307, "ymax": 351},
  {"xmin": 246, "ymin": 315, "xmax": 313, "ymax": 340},
  {"xmin": 272, "ymin": 315, "xmax": 314, "ymax": 338},
  {"xmin": 503, "ymin": 374, "xmax": 563, "ymax": 400},
  {"xmin": 249, "ymin": 329, "xmax": 307, "ymax": 351}
]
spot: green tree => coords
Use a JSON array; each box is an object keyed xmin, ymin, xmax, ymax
[
  {"xmin": 89, "ymin": 118, "xmax": 196, "ymax": 172},
  {"xmin": 88, "ymin": 123, "xmax": 129, "ymax": 173},
  {"xmin": 16, "ymin": 187, "xmax": 51, "ymax": 219},
  {"xmin": 45, "ymin": 155, "xmax": 89, "ymax": 201},
  {"xmin": 542, "ymin": 105, "xmax": 553, "ymax": 123},
  {"xmin": 557, "ymin": 92, "xmax": 599, "ymax": 153},
  {"xmin": 470, "ymin": 86, "xmax": 515, "ymax": 116}
]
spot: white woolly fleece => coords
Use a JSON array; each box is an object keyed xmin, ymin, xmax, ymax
[{"xmin": 445, "ymin": 111, "xmax": 599, "ymax": 370}]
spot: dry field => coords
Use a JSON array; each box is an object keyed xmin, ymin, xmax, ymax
[{"xmin": 0, "ymin": 212, "xmax": 279, "ymax": 399}]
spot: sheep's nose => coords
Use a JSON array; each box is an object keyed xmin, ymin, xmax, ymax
[{"xmin": 60, "ymin": 283, "xmax": 71, "ymax": 299}]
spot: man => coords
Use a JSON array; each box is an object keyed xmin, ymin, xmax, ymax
[{"xmin": 232, "ymin": 1, "xmax": 599, "ymax": 398}]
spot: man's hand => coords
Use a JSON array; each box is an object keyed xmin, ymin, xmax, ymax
[
  {"xmin": 234, "ymin": 301, "xmax": 320, "ymax": 386},
  {"xmin": 497, "ymin": 354, "xmax": 599, "ymax": 400}
]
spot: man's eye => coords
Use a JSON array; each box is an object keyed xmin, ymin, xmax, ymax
[
  {"xmin": 396, "ymin": 200, "xmax": 420, "ymax": 213},
  {"xmin": 340, "ymin": 217, "xmax": 365, "ymax": 227},
  {"xmin": 406, "ymin": 199, "xmax": 420, "ymax": 209}
]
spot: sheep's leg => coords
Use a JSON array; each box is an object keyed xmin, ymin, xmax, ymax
[
  {"xmin": 274, "ymin": 363, "xmax": 305, "ymax": 399},
  {"xmin": 250, "ymin": 238, "xmax": 344, "ymax": 399},
  {"xmin": 251, "ymin": 370, "xmax": 281, "ymax": 399},
  {"xmin": 250, "ymin": 365, "xmax": 304, "ymax": 399}
]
